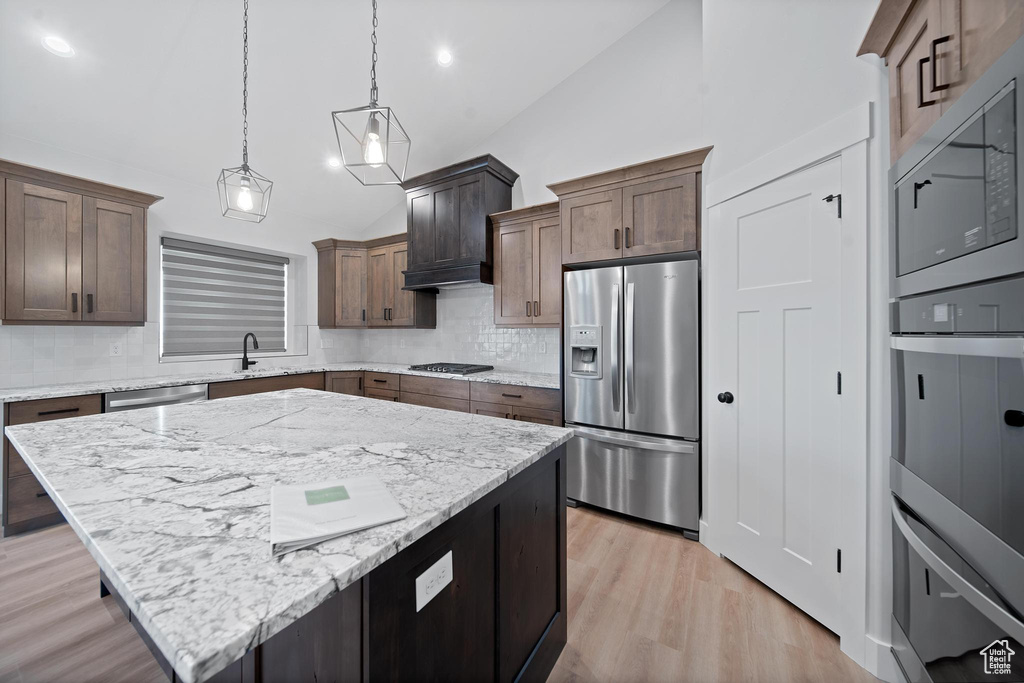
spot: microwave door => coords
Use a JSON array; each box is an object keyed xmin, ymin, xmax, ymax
[
  {"xmin": 623, "ymin": 260, "xmax": 699, "ymax": 439},
  {"xmin": 564, "ymin": 267, "xmax": 623, "ymax": 430}
]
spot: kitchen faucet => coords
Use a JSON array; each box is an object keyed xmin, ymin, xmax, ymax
[{"xmin": 242, "ymin": 333, "xmax": 259, "ymax": 370}]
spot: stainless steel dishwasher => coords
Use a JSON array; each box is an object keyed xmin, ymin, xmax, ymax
[{"xmin": 104, "ymin": 384, "xmax": 209, "ymax": 412}]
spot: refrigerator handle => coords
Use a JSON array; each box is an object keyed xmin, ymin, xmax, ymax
[
  {"xmin": 610, "ymin": 284, "xmax": 620, "ymax": 413},
  {"xmin": 625, "ymin": 281, "xmax": 635, "ymax": 414}
]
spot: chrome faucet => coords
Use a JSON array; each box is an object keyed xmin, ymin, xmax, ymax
[{"xmin": 242, "ymin": 333, "xmax": 259, "ymax": 370}]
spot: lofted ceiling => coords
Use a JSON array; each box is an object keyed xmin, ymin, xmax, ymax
[{"xmin": 0, "ymin": 0, "xmax": 668, "ymax": 233}]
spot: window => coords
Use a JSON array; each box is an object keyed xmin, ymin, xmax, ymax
[{"xmin": 161, "ymin": 237, "xmax": 288, "ymax": 357}]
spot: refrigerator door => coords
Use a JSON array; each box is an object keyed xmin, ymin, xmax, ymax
[
  {"xmin": 564, "ymin": 267, "xmax": 623, "ymax": 430},
  {"xmin": 566, "ymin": 424, "xmax": 699, "ymax": 532},
  {"xmin": 623, "ymin": 259, "xmax": 699, "ymax": 438}
]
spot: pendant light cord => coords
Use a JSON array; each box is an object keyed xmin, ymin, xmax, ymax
[
  {"xmin": 369, "ymin": 0, "xmax": 378, "ymax": 105},
  {"xmin": 241, "ymin": 0, "xmax": 249, "ymax": 169}
]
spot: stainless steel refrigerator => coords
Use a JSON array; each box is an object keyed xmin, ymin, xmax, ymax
[{"xmin": 564, "ymin": 259, "xmax": 699, "ymax": 537}]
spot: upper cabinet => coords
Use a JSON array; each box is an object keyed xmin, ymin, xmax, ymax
[
  {"xmin": 548, "ymin": 147, "xmax": 710, "ymax": 265},
  {"xmin": 859, "ymin": 0, "xmax": 1024, "ymax": 163},
  {"xmin": 491, "ymin": 203, "xmax": 561, "ymax": 327},
  {"xmin": 0, "ymin": 160, "xmax": 160, "ymax": 325},
  {"xmin": 313, "ymin": 235, "xmax": 435, "ymax": 330},
  {"xmin": 401, "ymin": 155, "xmax": 518, "ymax": 290}
]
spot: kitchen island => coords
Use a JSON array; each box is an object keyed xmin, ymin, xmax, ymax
[{"xmin": 4, "ymin": 388, "xmax": 572, "ymax": 683}]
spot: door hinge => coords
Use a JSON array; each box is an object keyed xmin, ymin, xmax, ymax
[
  {"xmin": 837, "ymin": 371, "xmax": 842, "ymax": 395},
  {"xmin": 837, "ymin": 548, "xmax": 842, "ymax": 573},
  {"xmin": 823, "ymin": 193, "xmax": 842, "ymax": 218}
]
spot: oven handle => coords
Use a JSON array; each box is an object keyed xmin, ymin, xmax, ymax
[
  {"xmin": 891, "ymin": 336, "xmax": 1024, "ymax": 358},
  {"xmin": 891, "ymin": 497, "xmax": 1024, "ymax": 644}
]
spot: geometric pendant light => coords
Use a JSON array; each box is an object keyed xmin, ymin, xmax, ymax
[
  {"xmin": 332, "ymin": 0, "xmax": 411, "ymax": 186},
  {"xmin": 218, "ymin": 0, "xmax": 273, "ymax": 221}
]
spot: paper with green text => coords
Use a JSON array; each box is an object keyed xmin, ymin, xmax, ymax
[{"xmin": 270, "ymin": 475, "xmax": 406, "ymax": 558}]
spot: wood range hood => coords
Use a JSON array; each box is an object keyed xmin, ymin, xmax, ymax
[{"xmin": 400, "ymin": 155, "xmax": 519, "ymax": 290}]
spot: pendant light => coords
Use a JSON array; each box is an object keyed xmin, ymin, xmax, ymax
[
  {"xmin": 332, "ymin": 0, "xmax": 411, "ymax": 186},
  {"xmin": 218, "ymin": 0, "xmax": 273, "ymax": 222}
]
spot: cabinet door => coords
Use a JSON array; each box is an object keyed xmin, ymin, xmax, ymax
[
  {"xmin": 888, "ymin": 0, "xmax": 944, "ymax": 162},
  {"xmin": 389, "ymin": 243, "xmax": 416, "ymax": 327},
  {"xmin": 5, "ymin": 180, "xmax": 82, "ymax": 321},
  {"xmin": 623, "ymin": 173, "xmax": 698, "ymax": 256},
  {"xmin": 367, "ymin": 246, "xmax": 392, "ymax": 326},
  {"xmin": 337, "ymin": 249, "xmax": 367, "ymax": 327},
  {"xmin": 456, "ymin": 174, "xmax": 484, "ymax": 261},
  {"xmin": 433, "ymin": 180, "xmax": 459, "ymax": 267},
  {"xmin": 82, "ymin": 197, "xmax": 145, "ymax": 322},
  {"xmin": 471, "ymin": 401, "xmax": 513, "ymax": 420},
  {"xmin": 326, "ymin": 371, "xmax": 363, "ymax": 396},
  {"xmin": 938, "ymin": 0, "xmax": 1024, "ymax": 115},
  {"xmin": 560, "ymin": 189, "xmax": 622, "ymax": 264},
  {"xmin": 532, "ymin": 217, "xmax": 562, "ymax": 325},
  {"xmin": 494, "ymin": 220, "xmax": 533, "ymax": 325},
  {"xmin": 407, "ymin": 189, "xmax": 434, "ymax": 272}
]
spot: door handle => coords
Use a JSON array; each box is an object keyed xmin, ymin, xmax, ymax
[
  {"xmin": 362, "ymin": 309, "xmax": 365, "ymax": 322},
  {"xmin": 534, "ymin": 300, "xmax": 539, "ymax": 317},
  {"xmin": 71, "ymin": 293, "xmax": 78, "ymax": 313},
  {"xmin": 624, "ymin": 227, "xmax": 631, "ymax": 248},
  {"xmin": 36, "ymin": 491, "xmax": 50, "ymax": 498},
  {"xmin": 917, "ymin": 56, "xmax": 937, "ymax": 107},
  {"xmin": 913, "ymin": 179, "xmax": 932, "ymax": 209},
  {"xmin": 717, "ymin": 392, "xmax": 734, "ymax": 404},
  {"xmin": 613, "ymin": 228, "xmax": 621, "ymax": 250},
  {"xmin": 930, "ymin": 35, "xmax": 951, "ymax": 93},
  {"xmin": 610, "ymin": 284, "xmax": 620, "ymax": 413},
  {"xmin": 86, "ymin": 293, "xmax": 93, "ymax": 314},
  {"xmin": 526, "ymin": 298, "xmax": 531, "ymax": 317},
  {"xmin": 1005, "ymin": 410, "xmax": 1024, "ymax": 428},
  {"xmin": 625, "ymin": 281, "xmax": 635, "ymax": 414}
]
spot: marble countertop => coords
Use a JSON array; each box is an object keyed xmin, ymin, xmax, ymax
[
  {"xmin": 5, "ymin": 389, "xmax": 573, "ymax": 683},
  {"xmin": 0, "ymin": 361, "xmax": 560, "ymax": 403}
]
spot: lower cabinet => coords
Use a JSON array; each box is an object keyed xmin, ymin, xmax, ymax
[
  {"xmin": 326, "ymin": 371, "xmax": 364, "ymax": 396},
  {"xmin": 469, "ymin": 382, "xmax": 561, "ymax": 425},
  {"xmin": 365, "ymin": 387, "xmax": 400, "ymax": 401},
  {"xmin": 399, "ymin": 375, "xmax": 470, "ymax": 413},
  {"xmin": 207, "ymin": 372, "xmax": 325, "ymax": 400},
  {"xmin": 2, "ymin": 394, "xmax": 103, "ymax": 536}
]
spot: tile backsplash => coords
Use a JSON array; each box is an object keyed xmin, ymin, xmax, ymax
[{"xmin": 0, "ymin": 284, "xmax": 558, "ymax": 390}]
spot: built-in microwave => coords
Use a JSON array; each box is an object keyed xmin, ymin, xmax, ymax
[{"xmin": 891, "ymin": 36, "xmax": 1024, "ymax": 299}]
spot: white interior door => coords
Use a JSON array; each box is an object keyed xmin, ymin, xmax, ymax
[{"xmin": 708, "ymin": 157, "xmax": 843, "ymax": 631}]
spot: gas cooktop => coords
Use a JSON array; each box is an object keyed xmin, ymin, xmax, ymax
[{"xmin": 409, "ymin": 363, "xmax": 494, "ymax": 375}]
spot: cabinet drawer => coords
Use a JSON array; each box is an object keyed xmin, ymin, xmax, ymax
[
  {"xmin": 470, "ymin": 383, "xmax": 561, "ymax": 412},
  {"xmin": 365, "ymin": 372, "xmax": 401, "ymax": 392},
  {"xmin": 7, "ymin": 473, "xmax": 60, "ymax": 525},
  {"xmin": 7, "ymin": 448, "xmax": 31, "ymax": 478},
  {"xmin": 399, "ymin": 375, "xmax": 470, "ymax": 400},
  {"xmin": 365, "ymin": 387, "xmax": 400, "ymax": 401},
  {"xmin": 512, "ymin": 406, "xmax": 562, "ymax": 426},
  {"xmin": 400, "ymin": 392, "xmax": 470, "ymax": 413},
  {"xmin": 471, "ymin": 401, "xmax": 513, "ymax": 420},
  {"xmin": 8, "ymin": 394, "xmax": 102, "ymax": 425}
]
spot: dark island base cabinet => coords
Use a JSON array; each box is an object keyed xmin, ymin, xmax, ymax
[{"xmin": 105, "ymin": 444, "xmax": 568, "ymax": 683}]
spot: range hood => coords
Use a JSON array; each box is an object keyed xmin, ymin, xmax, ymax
[{"xmin": 401, "ymin": 155, "xmax": 519, "ymax": 290}]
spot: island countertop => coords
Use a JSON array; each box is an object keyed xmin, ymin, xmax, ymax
[{"xmin": 4, "ymin": 389, "xmax": 573, "ymax": 683}]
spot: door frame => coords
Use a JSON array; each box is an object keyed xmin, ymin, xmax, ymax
[{"xmin": 702, "ymin": 103, "xmax": 872, "ymax": 671}]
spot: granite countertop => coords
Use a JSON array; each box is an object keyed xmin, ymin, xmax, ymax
[
  {"xmin": 5, "ymin": 389, "xmax": 573, "ymax": 683},
  {"xmin": 0, "ymin": 361, "xmax": 560, "ymax": 403}
]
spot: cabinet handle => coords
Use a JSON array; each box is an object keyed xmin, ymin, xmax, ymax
[
  {"xmin": 87, "ymin": 293, "xmax": 94, "ymax": 314},
  {"xmin": 505, "ymin": 413, "xmax": 511, "ymax": 419},
  {"xmin": 71, "ymin": 293, "xmax": 78, "ymax": 313},
  {"xmin": 36, "ymin": 491, "xmax": 49, "ymax": 498},
  {"xmin": 362, "ymin": 309, "xmax": 365, "ymax": 322},
  {"xmin": 614, "ymin": 228, "xmax": 621, "ymax": 249},
  {"xmin": 534, "ymin": 300, "xmax": 539, "ymax": 317},
  {"xmin": 373, "ymin": 378, "xmax": 388, "ymax": 384},
  {"xmin": 501, "ymin": 392, "xmax": 522, "ymax": 399},
  {"xmin": 38, "ymin": 407, "xmax": 80, "ymax": 417},
  {"xmin": 387, "ymin": 308, "xmax": 392, "ymax": 321},
  {"xmin": 526, "ymin": 299, "xmax": 531, "ymax": 317},
  {"xmin": 358, "ymin": 376, "xmax": 363, "ymax": 391},
  {"xmin": 930, "ymin": 35, "xmax": 951, "ymax": 93},
  {"xmin": 917, "ymin": 56, "xmax": 937, "ymax": 108},
  {"xmin": 624, "ymin": 227, "xmax": 631, "ymax": 248}
]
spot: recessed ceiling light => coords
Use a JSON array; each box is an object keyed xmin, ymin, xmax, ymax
[
  {"xmin": 42, "ymin": 35, "xmax": 75, "ymax": 57},
  {"xmin": 327, "ymin": 157, "xmax": 341, "ymax": 168},
  {"xmin": 437, "ymin": 49, "xmax": 453, "ymax": 67}
]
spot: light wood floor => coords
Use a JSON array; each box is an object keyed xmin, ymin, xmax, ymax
[{"xmin": 0, "ymin": 508, "xmax": 876, "ymax": 683}]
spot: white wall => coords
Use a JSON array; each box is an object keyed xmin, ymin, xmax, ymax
[{"xmin": 701, "ymin": 0, "xmax": 893, "ymax": 678}]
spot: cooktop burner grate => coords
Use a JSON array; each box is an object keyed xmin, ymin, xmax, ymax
[{"xmin": 408, "ymin": 363, "xmax": 494, "ymax": 375}]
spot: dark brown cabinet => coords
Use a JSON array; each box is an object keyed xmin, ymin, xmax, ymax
[
  {"xmin": 207, "ymin": 372, "xmax": 325, "ymax": 400},
  {"xmin": 401, "ymin": 156, "xmax": 518, "ymax": 290},
  {"xmin": 492, "ymin": 202, "xmax": 561, "ymax": 327},
  {"xmin": 1, "ymin": 160, "xmax": 160, "ymax": 325},
  {"xmin": 469, "ymin": 382, "xmax": 562, "ymax": 425},
  {"xmin": 398, "ymin": 375, "xmax": 471, "ymax": 413},
  {"xmin": 326, "ymin": 371, "xmax": 363, "ymax": 396},
  {"xmin": 548, "ymin": 148, "xmax": 710, "ymax": 264},
  {"xmin": 314, "ymin": 240, "xmax": 366, "ymax": 329},
  {"xmin": 366, "ymin": 241, "xmax": 435, "ymax": 329}
]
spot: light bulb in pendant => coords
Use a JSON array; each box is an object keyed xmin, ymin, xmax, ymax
[
  {"xmin": 236, "ymin": 176, "xmax": 254, "ymax": 211},
  {"xmin": 362, "ymin": 114, "xmax": 385, "ymax": 167}
]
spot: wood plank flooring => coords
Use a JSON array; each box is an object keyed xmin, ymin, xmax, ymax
[{"xmin": 0, "ymin": 507, "xmax": 876, "ymax": 682}]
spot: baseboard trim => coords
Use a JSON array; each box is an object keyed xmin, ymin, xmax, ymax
[{"xmin": 859, "ymin": 633, "xmax": 901, "ymax": 683}]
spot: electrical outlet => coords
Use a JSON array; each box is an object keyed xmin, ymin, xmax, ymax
[
  {"xmin": 539, "ymin": 342, "xmax": 547, "ymax": 354},
  {"xmin": 109, "ymin": 342, "xmax": 123, "ymax": 357}
]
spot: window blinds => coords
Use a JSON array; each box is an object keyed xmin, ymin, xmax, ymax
[{"xmin": 161, "ymin": 238, "xmax": 288, "ymax": 356}]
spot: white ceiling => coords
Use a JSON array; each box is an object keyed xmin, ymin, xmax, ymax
[{"xmin": 0, "ymin": 0, "xmax": 668, "ymax": 232}]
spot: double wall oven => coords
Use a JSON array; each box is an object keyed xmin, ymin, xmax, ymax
[{"xmin": 889, "ymin": 37, "xmax": 1024, "ymax": 683}]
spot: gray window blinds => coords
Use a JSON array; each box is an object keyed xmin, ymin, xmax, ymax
[{"xmin": 161, "ymin": 238, "xmax": 288, "ymax": 356}]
